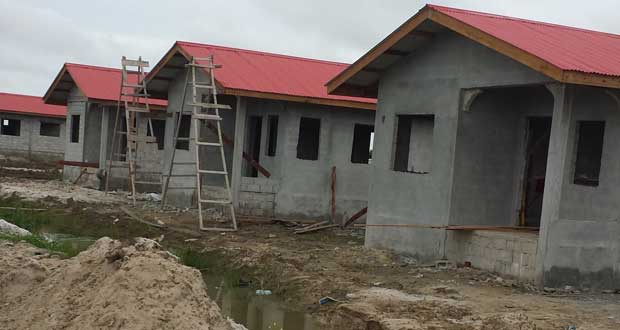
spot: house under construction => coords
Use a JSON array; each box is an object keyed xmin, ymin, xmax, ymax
[
  {"xmin": 328, "ymin": 4, "xmax": 620, "ymax": 289},
  {"xmin": 43, "ymin": 63, "xmax": 167, "ymax": 189},
  {"xmin": 145, "ymin": 41, "xmax": 376, "ymax": 221}
]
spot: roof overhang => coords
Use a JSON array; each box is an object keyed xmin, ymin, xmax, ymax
[
  {"xmin": 327, "ymin": 5, "xmax": 620, "ymax": 98},
  {"xmin": 0, "ymin": 109, "xmax": 65, "ymax": 119},
  {"xmin": 43, "ymin": 65, "xmax": 77, "ymax": 106},
  {"xmin": 146, "ymin": 42, "xmax": 376, "ymax": 110}
]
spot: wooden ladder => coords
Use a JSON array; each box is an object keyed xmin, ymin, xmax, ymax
[
  {"xmin": 161, "ymin": 56, "xmax": 237, "ymax": 231},
  {"xmin": 104, "ymin": 56, "xmax": 160, "ymax": 204}
]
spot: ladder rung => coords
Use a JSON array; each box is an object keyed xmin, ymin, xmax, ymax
[
  {"xmin": 122, "ymin": 92, "xmax": 150, "ymax": 98},
  {"xmin": 186, "ymin": 63, "xmax": 222, "ymax": 69},
  {"xmin": 199, "ymin": 199, "xmax": 232, "ymax": 205},
  {"xmin": 134, "ymin": 181, "xmax": 162, "ymax": 185},
  {"xmin": 188, "ymin": 102, "xmax": 231, "ymax": 110},
  {"xmin": 166, "ymin": 187, "xmax": 196, "ymax": 190},
  {"xmin": 162, "ymin": 174, "xmax": 196, "ymax": 178},
  {"xmin": 122, "ymin": 59, "xmax": 149, "ymax": 68},
  {"xmin": 198, "ymin": 170, "xmax": 228, "ymax": 175},
  {"xmin": 127, "ymin": 135, "xmax": 157, "ymax": 143},
  {"xmin": 196, "ymin": 141, "xmax": 222, "ymax": 147},
  {"xmin": 126, "ymin": 106, "xmax": 150, "ymax": 113},
  {"xmin": 122, "ymin": 83, "xmax": 145, "ymax": 89},
  {"xmin": 192, "ymin": 84, "xmax": 216, "ymax": 89},
  {"xmin": 171, "ymin": 162, "xmax": 196, "ymax": 166},
  {"xmin": 193, "ymin": 113, "xmax": 222, "ymax": 121}
]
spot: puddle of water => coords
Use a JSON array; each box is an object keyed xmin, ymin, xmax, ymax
[
  {"xmin": 0, "ymin": 208, "xmax": 323, "ymax": 329},
  {"xmin": 208, "ymin": 283, "xmax": 320, "ymax": 330}
]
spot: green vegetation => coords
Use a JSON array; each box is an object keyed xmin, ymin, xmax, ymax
[{"xmin": 0, "ymin": 233, "xmax": 83, "ymax": 258}]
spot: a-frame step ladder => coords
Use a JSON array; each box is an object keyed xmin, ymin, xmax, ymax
[
  {"xmin": 105, "ymin": 56, "xmax": 160, "ymax": 204},
  {"xmin": 161, "ymin": 56, "xmax": 237, "ymax": 231}
]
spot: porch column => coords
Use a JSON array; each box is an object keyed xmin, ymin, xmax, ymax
[
  {"xmin": 231, "ymin": 96, "xmax": 247, "ymax": 208},
  {"xmin": 536, "ymin": 83, "xmax": 574, "ymax": 286},
  {"xmin": 99, "ymin": 107, "xmax": 110, "ymax": 169}
]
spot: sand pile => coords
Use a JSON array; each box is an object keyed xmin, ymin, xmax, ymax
[{"xmin": 0, "ymin": 238, "xmax": 246, "ymax": 330}]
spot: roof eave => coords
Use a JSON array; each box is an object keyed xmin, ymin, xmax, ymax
[
  {"xmin": 224, "ymin": 88, "xmax": 376, "ymax": 110},
  {"xmin": 328, "ymin": 5, "xmax": 620, "ymax": 97}
]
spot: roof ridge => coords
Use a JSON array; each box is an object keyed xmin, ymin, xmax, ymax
[
  {"xmin": 428, "ymin": 4, "xmax": 620, "ymax": 39},
  {"xmin": 176, "ymin": 41, "xmax": 351, "ymax": 67},
  {"xmin": 65, "ymin": 62, "xmax": 122, "ymax": 72}
]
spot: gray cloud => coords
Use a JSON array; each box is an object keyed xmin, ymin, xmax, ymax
[{"xmin": 1, "ymin": 0, "xmax": 619, "ymax": 96}]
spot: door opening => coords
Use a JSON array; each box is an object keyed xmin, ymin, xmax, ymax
[
  {"xmin": 519, "ymin": 117, "xmax": 552, "ymax": 227},
  {"xmin": 245, "ymin": 116, "xmax": 263, "ymax": 177}
]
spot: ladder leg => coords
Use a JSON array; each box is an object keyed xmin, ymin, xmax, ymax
[
  {"xmin": 105, "ymin": 102, "xmax": 123, "ymax": 193},
  {"xmin": 161, "ymin": 68, "xmax": 191, "ymax": 209}
]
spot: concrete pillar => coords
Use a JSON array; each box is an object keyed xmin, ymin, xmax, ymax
[
  {"xmin": 536, "ymin": 83, "xmax": 574, "ymax": 286},
  {"xmin": 99, "ymin": 107, "xmax": 110, "ymax": 169},
  {"xmin": 231, "ymin": 96, "xmax": 247, "ymax": 208}
]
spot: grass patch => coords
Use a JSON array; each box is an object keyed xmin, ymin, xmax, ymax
[{"xmin": 0, "ymin": 234, "xmax": 84, "ymax": 258}]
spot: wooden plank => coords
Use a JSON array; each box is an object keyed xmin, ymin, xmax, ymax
[
  {"xmin": 326, "ymin": 7, "xmax": 431, "ymax": 94},
  {"xmin": 122, "ymin": 58, "xmax": 149, "ymax": 68},
  {"xmin": 127, "ymin": 135, "xmax": 157, "ymax": 143},
  {"xmin": 204, "ymin": 122, "xmax": 272, "ymax": 178},
  {"xmin": 353, "ymin": 223, "xmax": 445, "ymax": 229},
  {"xmin": 342, "ymin": 207, "xmax": 368, "ymax": 228},
  {"xmin": 331, "ymin": 166, "xmax": 336, "ymax": 222},
  {"xmin": 295, "ymin": 224, "xmax": 339, "ymax": 235},
  {"xmin": 224, "ymin": 88, "xmax": 376, "ymax": 111},
  {"xmin": 72, "ymin": 168, "xmax": 88, "ymax": 184},
  {"xmin": 57, "ymin": 160, "xmax": 100, "ymax": 168}
]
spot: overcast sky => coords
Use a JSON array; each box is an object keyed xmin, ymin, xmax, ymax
[{"xmin": 1, "ymin": 0, "xmax": 618, "ymax": 96}]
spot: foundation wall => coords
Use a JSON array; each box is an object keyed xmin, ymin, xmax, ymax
[{"xmin": 448, "ymin": 231, "xmax": 539, "ymax": 281}]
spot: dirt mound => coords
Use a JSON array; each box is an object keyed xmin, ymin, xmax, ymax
[{"xmin": 0, "ymin": 238, "xmax": 246, "ymax": 330}]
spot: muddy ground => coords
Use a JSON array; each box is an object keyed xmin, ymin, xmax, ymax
[{"xmin": 1, "ymin": 177, "xmax": 619, "ymax": 330}]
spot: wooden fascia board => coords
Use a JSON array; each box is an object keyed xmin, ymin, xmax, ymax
[
  {"xmin": 144, "ymin": 44, "xmax": 183, "ymax": 85},
  {"xmin": 0, "ymin": 110, "xmax": 65, "ymax": 119},
  {"xmin": 561, "ymin": 71, "xmax": 620, "ymax": 89},
  {"xmin": 224, "ymin": 88, "xmax": 376, "ymax": 110},
  {"xmin": 326, "ymin": 7, "xmax": 432, "ymax": 94},
  {"xmin": 427, "ymin": 10, "xmax": 565, "ymax": 82},
  {"xmin": 43, "ymin": 65, "xmax": 71, "ymax": 104}
]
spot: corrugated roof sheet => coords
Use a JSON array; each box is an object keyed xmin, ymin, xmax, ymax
[
  {"xmin": 0, "ymin": 92, "xmax": 66, "ymax": 118},
  {"xmin": 429, "ymin": 4, "xmax": 620, "ymax": 77},
  {"xmin": 176, "ymin": 41, "xmax": 376, "ymax": 105},
  {"xmin": 61, "ymin": 63, "xmax": 167, "ymax": 106}
]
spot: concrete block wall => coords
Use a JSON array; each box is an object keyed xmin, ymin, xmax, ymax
[
  {"xmin": 238, "ymin": 177, "xmax": 279, "ymax": 217},
  {"xmin": 63, "ymin": 87, "xmax": 89, "ymax": 184},
  {"xmin": 448, "ymin": 231, "xmax": 539, "ymax": 281},
  {"xmin": 0, "ymin": 113, "xmax": 65, "ymax": 161}
]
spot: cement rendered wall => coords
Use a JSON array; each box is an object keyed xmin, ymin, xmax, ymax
[
  {"xmin": 539, "ymin": 86, "xmax": 620, "ymax": 289},
  {"xmin": 366, "ymin": 28, "xmax": 551, "ymax": 261},
  {"xmin": 63, "ymin": 88, "xmax": 89, "ymax": 184},
  {"xmin": 0, "ymin": 113, "xmax": 65, "ymax": 161},
  {"xmin": 242, "ymin": 98, "xmax": 374, "ymax": 221},
  {"xmin": 162, "ymin": 70, "xmax": 374, "ymax": 219}
]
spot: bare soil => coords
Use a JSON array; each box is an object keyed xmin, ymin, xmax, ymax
[
  {"xmin": 1, "ymin": 178, "xmax": 619, "ymax": 330},
  {"xmin": 0, "ymin": 238, "xmax": 245, "ymax": 330}
]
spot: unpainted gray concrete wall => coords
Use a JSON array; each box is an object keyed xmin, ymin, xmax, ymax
[
  {"xmin": 450, "ymin": 87, "xmax": 553, "ymax": 227},
  {"xmin": 162, "ymin": 70, "xmax": 236, "ymax": 206},
  {"xmin": 63, "ymin": 87, "xmax": 89, "ymax": 183},
  {"xmin": 367, "ymin": 28, "xmax": 552, "ymax": 261},
  {"xmin": 540, "ymin": 86, "xmax": 620, "ymax": 289},
  {"xmin": 0, "ymin": 113, "xmax": 65, "ymax": 161},
  {"xmin": 243, "ymin": 99, "xmax": 374, "ymax": 220}
]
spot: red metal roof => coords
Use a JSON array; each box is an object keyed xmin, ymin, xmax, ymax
[
  {"xmin": 429, "ymin": 4, "xmax": 620, "ymax": 77},
  {"xmin": 175, "ymin": 41, "xmax": 376, "ymax": 106},
  {"xmin": 0, "ymin": 92, "xmax": 66, "ymax": 118},
  {"xmin": 45, "ymin": 63, "xmax": 167, "ymax": 106}
]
